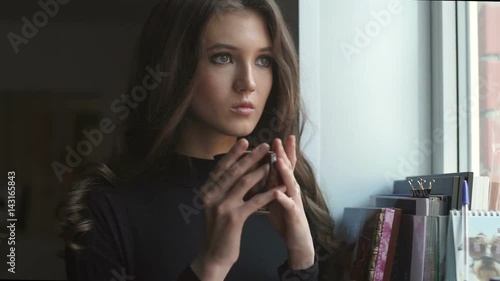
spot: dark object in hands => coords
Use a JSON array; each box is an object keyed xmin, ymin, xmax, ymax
[{"xmin": 213, "ymin": 150, "xmax": 283, "ymax": 201}]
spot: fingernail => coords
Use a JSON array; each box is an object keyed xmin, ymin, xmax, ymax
[{"xmin": 259, "ymin": 143, "xmax": 269, "ymax": 151}]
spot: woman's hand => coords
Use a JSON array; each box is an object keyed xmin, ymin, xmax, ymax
[
  {"xmin": 191, "ymin": 139, "xmax": 285, "ymax": 281},
  {"xmin": 266, "ymin": 135, "xmax": 316, "ymax": 270}
]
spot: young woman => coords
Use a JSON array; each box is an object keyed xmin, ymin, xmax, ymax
[{"xmin": 58, "ymin": 0, "xmax": 340, "ymax": 280}]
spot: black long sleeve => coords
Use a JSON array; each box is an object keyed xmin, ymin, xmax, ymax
[
  {"xmin": 65, "ymin": 153, "xmax": 324, "ymax": 281},
  {"xmin": 65, "ymin": 188, "xmax": 133, "ymax": 281},
  {"xmin": 176, "ymin": 257, "xmax": 320, "ymax": 281},
  {"xmin": 277, "ymin": 257, "xmax": 319, "ymax": 281},
  {"xmin": 177, "ymin": 265, "xmax": 200, "ymax": 281}
]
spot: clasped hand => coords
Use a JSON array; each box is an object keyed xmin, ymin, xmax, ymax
[{"xmin": 191, "ymin": 136, "xmax": 315, "ymax": 281}]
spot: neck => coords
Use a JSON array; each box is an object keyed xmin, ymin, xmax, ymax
[{"xmin": 175, "ymin": 119, "xmax": 238, "ymax": 160}]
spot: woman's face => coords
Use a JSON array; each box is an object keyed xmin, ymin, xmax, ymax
[{"xmin": 186, "ymin": 9, "xmax": 273, "ymax": 138}]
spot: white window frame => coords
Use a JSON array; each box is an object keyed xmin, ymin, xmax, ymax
[
  {"xmin": 456, "ymin": 1, "xmax": 480, "ymax": 175},
  {"xmin": 432, "ymin": 0, "xmax": 483, "ymax": 175},
  {"xmin": 431, "ymin": 1, "xmax": 459, "ymax": 173},
  {"xmin": 461, "ymin": 1, "xmax": 481, "ymax": 175}
]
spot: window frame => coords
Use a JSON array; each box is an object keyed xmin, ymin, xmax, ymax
[
  {"xmin": 433, "ymin": 1, "xmax": 484, "ymax": 175},
  {"xmin": 431, "ymin": 1, "xmax": 460, "ymax": 174}
]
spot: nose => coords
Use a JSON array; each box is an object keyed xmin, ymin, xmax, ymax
[{"xmin": 233, "ymin": 63, "xmax": 256, "ymax": 93}]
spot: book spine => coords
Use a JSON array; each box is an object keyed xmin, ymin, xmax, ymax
[
  {"xmin": 390, "ymin": 215, "xmax": 414, "ymax": 281},
  {"xmin": 367, "ymin": 210, "xmax": 385, "ymax": 281},
  {"xmin": 383, "ymin": 209, "xmax": 401, "ymax": 281},
  {"xmin": 373, "ymin": 208, "xmax": 394, "ymax": 281},
  {"xmin": 437, "ymin": 216, "xmax": 448, "ymax": 281},
  {"xmin": 423, "ymin": 217, "xmax": 438, "ymax": 281},
  {"xmin": 410, "ymin": 216, "xmax": 427, "ymax": 281}
]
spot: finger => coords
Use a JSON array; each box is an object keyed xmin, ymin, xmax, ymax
[
  {"xmin": 285, "ymin": 135, "xmax": 297, "ymax": 170},
  {"xmin": 274, "ymin": 189, "xmax": 296, "ymax": 213},
  {"xmin": 241, "ymin": 185, "xmax": 286, "ymax": 217},
  {"xmin": 210, "ymin": 143, "xmax": 270, "ymax": 196},
  {"xmin": 210, "ymin": 138, "xmax": 249, "ymax": 179},
  {"xmin": 276, "ymin": 157, "xmax": 300, "ymax": 198},
  {"xmin": 201, "ymin": 139, "xmax": 249, "ymax": 195},
  {"xmin": 227, "ymin": 161, "xmax": 270, "ymax": 200},
  {"xmin": 273, "ymin": 138, "xmax": 292, "ymax": 170}
]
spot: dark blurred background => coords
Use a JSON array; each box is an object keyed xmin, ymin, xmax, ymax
[{"xmin": 0, "ymin": 0, "xmax": 297, "ymax": 279}]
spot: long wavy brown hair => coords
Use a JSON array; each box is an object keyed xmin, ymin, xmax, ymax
[{"xmin": 57, "ymin": 0, "xmax": 341, "ymax": 279}]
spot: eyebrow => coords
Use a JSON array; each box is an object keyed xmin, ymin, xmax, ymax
[{"xmin": 206, "ymin": 43, "xmax": 272, "ymax": 52}]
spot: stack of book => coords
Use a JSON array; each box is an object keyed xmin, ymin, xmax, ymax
[
  {"xmin": 337, "ymin": 172, "xmax": 500, "ymax": 281},
  {"xmin": 337, "ymin": 207, "xmax": 402, "ymax": 281}
]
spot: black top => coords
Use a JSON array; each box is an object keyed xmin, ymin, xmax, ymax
[{"xmin": 65, "ymin": 153, "xmax": 320, "ymax": 281}]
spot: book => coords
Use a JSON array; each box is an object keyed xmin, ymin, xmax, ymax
[
  {"xmin": 370, "ymin": 194, "xmax": 447, "ymax": 216},
  {"xmin": 388, "ymin": 214, "xmax": 450, "ymax": 281},
  {"xmin": 338, "ymin": 207, "xmax": 402, "ymax": 281},
  {"xmin": 423, "ymin": 215, "xmax": 439, "ymax": 281},
  {"xmin": 393, "ymin": 175, "xmax": 459, "ymax": 210},
  {"xmin": 446, "ymin": 210, "xmax": 500, "ymax": 281},
  {"xmin": 393, "ymin": 173, "xmax": 475, "ymax": 210},
  {"xmin": 436, "ymin": 215, "xmax": 449, "ymax": 281}
]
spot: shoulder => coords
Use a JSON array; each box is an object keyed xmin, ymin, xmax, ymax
[
  {"xmin": 84, "ymin": 183, "xmax": 121, "ymax": 206},
  {"xmin": 82, "ymin": 183, "xmax": 141, "ymax": 224},
  {"xmin": 84, "ymin": 180, "xmax": 147, "ymax": 207},
  {"xmin": 83, "ymin": 180, "xmax": 165, "ymax": 216},
  {"xmin": 81, "ymin": 185, "xmax": 121, "ymax": 223}
]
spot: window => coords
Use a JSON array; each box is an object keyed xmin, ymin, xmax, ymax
[{"xmin": 459, "ymin": 2, "xmax": 500, "ymax": 183}]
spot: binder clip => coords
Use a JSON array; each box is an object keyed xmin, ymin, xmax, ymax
[{"xmin": 408, "ymin": 178, "xmax": 435, "ymax": 198}]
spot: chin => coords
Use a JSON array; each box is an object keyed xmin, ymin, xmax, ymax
[
  {"xmin": 471, "ymin": 257, "xmax": 500, "ymax": 281},
  {"xmin": 222, "ymin": 124, "xmax": 257, "ymax": 138}
]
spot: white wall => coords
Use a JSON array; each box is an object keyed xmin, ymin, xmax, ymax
[{"xmin": 300, "ymin": 0, "xmax": 432, "ymax": 222}]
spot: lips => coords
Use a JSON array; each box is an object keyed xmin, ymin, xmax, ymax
[
  {"xmin": 232, "ymin": 101, "xmax": 255, "ymax": 109},
  {"xmin": 230, "ymin": 101, "xmax": 255, "ymax": 116}
]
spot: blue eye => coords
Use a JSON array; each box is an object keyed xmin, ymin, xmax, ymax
[{"xmin": 211, "ymin": 53, "xmax": 232, "ymax": 64}]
